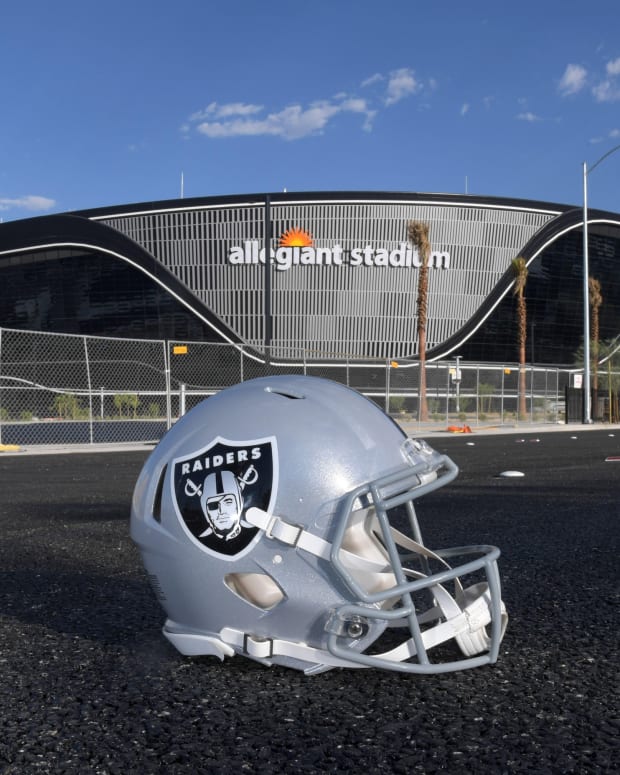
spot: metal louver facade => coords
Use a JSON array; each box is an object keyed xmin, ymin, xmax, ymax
[{"xmin": 94, "ymin": 193, "xmax": 559, "ymax": 359}]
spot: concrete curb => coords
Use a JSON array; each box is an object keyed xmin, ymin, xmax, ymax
[{"xmin": 0, "ymin": 422, "xmax": 617, "ymax": 456}]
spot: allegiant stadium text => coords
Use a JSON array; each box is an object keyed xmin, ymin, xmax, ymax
[{"xmin": 228, "ymin": 241, "xmax": 451, "ymax": 271}]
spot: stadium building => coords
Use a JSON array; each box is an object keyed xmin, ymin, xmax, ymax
[{"xmin": 1, "ymin": 191, "xmax": 619, "ymax": 365}]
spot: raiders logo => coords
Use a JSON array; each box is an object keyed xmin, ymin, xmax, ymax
[{"xmin": 172, "ymin": 436, "xmax": 277, "ymax": 559}]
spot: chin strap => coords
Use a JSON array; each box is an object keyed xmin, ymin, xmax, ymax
[
  {"xmin": 164, "ymin": 576, "xmax": 507, "ymax": 673},
  {"xmin": 234, "ymin": 507, "xmax": 507, "ymax": 671},
  {"xmin": 219, "ymin": 627, "xmax": 360, "ymax": 669},
  {"xmin": 216, "ymin": 579, "xmax": 506, "ymax": 673},
  {"xmin": 245, "ymin": 507, "xmax": 454, "ymax": 574},
  {"xmin": 246, "ymin": 506, "xmax": 332, "ymax": 559}
]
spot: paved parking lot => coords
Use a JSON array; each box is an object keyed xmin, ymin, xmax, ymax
[{"xmin": 0, "ymin": 429, "xmax": 618, "ymax": 773}]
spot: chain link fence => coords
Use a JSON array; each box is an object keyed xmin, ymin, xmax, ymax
[{"xmin": 0, "ymin": 327, "xmax": 615, "ymax": 447}]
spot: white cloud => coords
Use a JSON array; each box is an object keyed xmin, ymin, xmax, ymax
[
  {"xmin": 340, "ymin": 97, "xmax": 367, "ymax": 113},
  {"xmin": 210, "ymin": 102, "xmax": 264, "ymax": 118},
  {"xmin": 460, "ymin": 103, "xmax": 470, "ymax": 116},
  {"xmin": 0, "ymin": 195, "xmax": 55, "ymax": 212},
  {"xmin": 191, "ymin": 94, "xmax": 376, "ymax": 140},
  {"xmin": 385, "ymin": 68, "xmax": 420, "ymax": 106},
  {"xmin": 606, "ymin": 57, "xmax": 620, "ymax": 76},
  {"xmin": 593, "ymin": 79, "xmax": 620, "ymax": 102},
  {"xmin": 340, "ymin": 97, "xmax": 376, "ymax": 131},
  {"xmin": 558, "ymin": 63, "xmax": 587, "ymax": 95},
  {"xmin": 188, "ymin": 68, "xmax": 430, "ymax": 142},
  {"xmin": 517, "ymin": 112, "xmax": 542, "ymax": 122},
  {"xmin": 190, "ymin": 102, "xmax": 263, "ymax": 122},
  {"xmin": 555, "ymin": 57, "xmax": 620, "ymax": 103},
  {"xmin": 361, "ymin": 73, "xmax": 383, "ymax": 88},
  {"xmin": 590, "ymin": 57, "xmax": 620, "ymax": 102},
  {"xmin": 194, "ymin": 96, "xmax": 376, "ymax": 141},
  {"xmin": 590, "ymin": 127, "xmax": 620, "ymax": 144}
]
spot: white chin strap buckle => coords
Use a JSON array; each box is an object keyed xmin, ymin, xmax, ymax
[{"xmin": 455, "ymin": 584, "xmax": 508, "ymax": 657}]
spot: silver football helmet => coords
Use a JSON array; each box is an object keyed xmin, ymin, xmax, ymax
[{"xmin": 131, "ymin": 375, "xmax": 507, "ymax": 674}]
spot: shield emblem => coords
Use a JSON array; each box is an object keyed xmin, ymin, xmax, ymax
[{"xmin": 172, "ymin": 436, "xmax": 277, "ymax": 559}]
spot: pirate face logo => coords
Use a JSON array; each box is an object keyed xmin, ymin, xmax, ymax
[
  {"xmin": 172, "ymin": 436, "xmax": 277, "ymax": 559},
  {"xmin": 202, "ymin": 469, "xmax": 244, "ymax": 538}
]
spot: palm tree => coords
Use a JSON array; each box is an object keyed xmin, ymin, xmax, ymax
[
  {"xmin": 408, "ymin": 221, "xmax": 430, "ymax": 421},
  {"xmin": 588, "ymin": 277, "xmax": 603, "ymax": 392},
  {"xmin": 511, "ymin": 256, "xmax": 528, "ymax": 420}
]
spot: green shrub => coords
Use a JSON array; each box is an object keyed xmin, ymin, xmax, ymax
[
  {"xmin": 53, "ymin": 393, "xmax": 80, "ymax": 420},
  {"xmin": 114, "ymin": 393, "xmax": 140, "ymax": 418},
  {"xmin": 390, "ymin": 396, "xmax": 406, "ymax": 414},
  {"xmin": 458, "ymin": 397, "xmax": 471, "ymax": 413},
  {"xmin": 428, "ymin": 399, "xmax": 440, "ymax": 414},
  {"xmin": 478, "ymin": 383, "xmax": 495, "ymax": 414}
]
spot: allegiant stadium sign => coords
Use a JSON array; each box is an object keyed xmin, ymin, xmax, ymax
[{"xmin": 227, "ymin": 228, "xmax": 450, "ymax": 272}]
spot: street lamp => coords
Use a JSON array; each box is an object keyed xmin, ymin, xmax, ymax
[{"xmin": 582, "ymin": 143, "xmax": 620, "ymax": 424}]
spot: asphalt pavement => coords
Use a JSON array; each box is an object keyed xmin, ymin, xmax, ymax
[{"xmin": 0, "ymin": 428, "xmax": 618, "ymax": 773}]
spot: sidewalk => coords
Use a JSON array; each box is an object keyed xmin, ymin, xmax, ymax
[
  {"xmin": 398, "ymin": 419, "xmax": 619, "ymax": 438},
  {"xmin": 0, "ymin": 441, "xmax": 157, "ymax": 456},
  {"xmin": 1, "ymin": 421, "xmax": 616, "ymax": 456}
]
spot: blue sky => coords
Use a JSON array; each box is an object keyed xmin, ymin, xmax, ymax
[{"xmin": 1, "ymin": 0, "xmax": 619, "ymax": 221}]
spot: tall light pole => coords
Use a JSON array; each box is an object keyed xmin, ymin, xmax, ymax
[
  {"xmin": 455, "ymin": 355, "xmax": 461, "ymax": 414},
  {"xmin": 582, "ymin": 143, "xmax": 620, "ymax": 424},
  {"xmin": 264, "ymin": 194, "xmax": 272, "ymax": 362}
]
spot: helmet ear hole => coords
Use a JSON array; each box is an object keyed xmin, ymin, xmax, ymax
[{"xmin": 224, "ymin": 572, "xmax": 285, "ymax": 611}]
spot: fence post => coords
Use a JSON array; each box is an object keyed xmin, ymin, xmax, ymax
[
  {"xmin": 83, "ymin": 336, "xmax": 94, "ymax": 445},
  {"xmin": 474, "ymin": 364, "xmax": 478, "ymax": 425},
  {"xmin": 165, "ymin": 341, "xmax": 172, "ymax": 430},
  {"xmin": 180, "ymin": 383, "xmax": 186, "ymax": 417},
  {"xmin": 500, "ymin": 367, "xmax": 505, "ymax": 424},
  {"xmin": 445, "ymin": 364, "xmax": 449, "ymax": 427}
]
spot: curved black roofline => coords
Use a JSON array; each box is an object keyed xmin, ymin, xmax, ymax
[
  {"xmin": 3, "ymin": 197, "xmax": 619, "ymax": 364},
  {"xmin": 0, "ymin": 213, "xmax": 246, "ymax": 349},
  {"xmin": 72, "ymin": 190, "xmax": 580, "ymax": 220},
  {"xmin": 427, "ymin": 207, "xmax": 620, "ymax": 361}
]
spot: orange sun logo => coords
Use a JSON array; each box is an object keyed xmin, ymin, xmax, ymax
[{"xmin": 279, "ymin": 227, "xmax": 313, "ymax": 248}]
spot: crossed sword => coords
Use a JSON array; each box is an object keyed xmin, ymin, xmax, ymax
[{"xmin": 184, "ymin": 464, "xmax": 258, "ymax": 498}]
